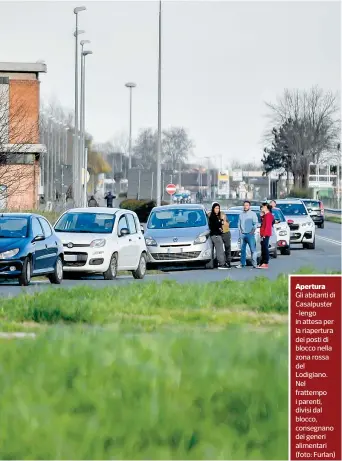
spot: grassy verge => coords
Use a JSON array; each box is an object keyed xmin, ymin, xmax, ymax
[
  {"xmin": 0, "ymin": 328, "xmax": 288, "ymax": 460},
  {"xmin": 325, "ymin": 214, "xmax": 342, "ymax": 224},
  {"xmin": 0, "ymin": 275, "xmax": 291, "ymax": 330}
]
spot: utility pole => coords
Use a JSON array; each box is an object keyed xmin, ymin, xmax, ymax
[{"xmin": 156, "ymin": 0, "xmax": 162, "ymax": 206}]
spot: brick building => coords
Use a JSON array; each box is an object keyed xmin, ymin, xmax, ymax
[{"xmin": 0, "ymin": 62, "xmax": 47, "ymax": 209}]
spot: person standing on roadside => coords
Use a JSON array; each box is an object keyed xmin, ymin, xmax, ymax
[
  {"xmin": 208, "ymin": 202, "xmax": 229, "ymax": 270},
  {"xmin": 236, "ymin": 200, "xmax": 258, "ymax": 269},
  {"xmin": 104, "ymin": 191, "xmax": 115, "ymax": 208},
  {"xmin": 258, "ymin": 202, "xmax": 273, "ymax": 269},
  {"xmin": 221, "ymin": 211, "xmax": 232, "ymax": 269},
  {"xmin": 88, "ymin": 195, "xmax": 98, "ymax": 207}
]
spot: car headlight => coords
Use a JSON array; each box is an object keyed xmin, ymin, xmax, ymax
[
  {"xmin": 279, "ymin": 231, "xmax": 288, "ymax": 236},
  {"xmin": 194, "ymin": 233, "xmax": 208, "ymax": 245},
  {"xmin": 0, "ymin": 248, "xmax": 20, "ymax": 259},
  {"xmin": 145, "ymin": 237, "xmax": 157, "ymax": 247},
  {"xmin": 90, "ymin": 239, "xmax": 106, "ymax": 248}
]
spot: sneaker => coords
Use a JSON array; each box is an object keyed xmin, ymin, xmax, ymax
[
  {"xmin": 218, "ymin": 265, "xmax": 229, "ymax": 270},
  {"xmin": 258, "ymin": 264, "xmax": 269, "ymax": 269},
  {"xmin": 235, "ymin": 265, "xmax": 244, "ymax": 269}
]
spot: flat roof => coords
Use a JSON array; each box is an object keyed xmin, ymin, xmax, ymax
[{"xmin": 0, "ymin": 62, "xmax": 47, "ymax": 73}]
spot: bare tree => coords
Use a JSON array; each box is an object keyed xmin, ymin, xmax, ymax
[
  {"xmin": 0, "ymin": 84, "xmax": 40, "ymax": 202},
  {"xmin": 133, "ymin": 128, "xmax": 159, "ymax": 169},
  {"xmin": 230, "ymin": 159, "xmax": 262, "ymax": 171},
  {"xmin": 264, "ymin": 86, "xmax": 340, "ymax": 188},
  {"xmin": 162, "ymin": 127, "xmax": 194, "ymax": 170}
]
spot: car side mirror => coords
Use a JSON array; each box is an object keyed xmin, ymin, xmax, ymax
[
  {"xmin": 140, "ymin": 225, "xmax": 144, "ymax": 234},
  {"xmin": 119, "ymin": 228, "xmax": 130, "ymax": 237},
  {"xmin": 307, "ymin": 208, "xmax": 312, "ymax": 213},
  {"xmin": 32, "ymin": 234, "xmax": 45, "ymax": 243}
]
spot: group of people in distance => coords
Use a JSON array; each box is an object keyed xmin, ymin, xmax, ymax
[{"xmin": 208, "ymin": 199, "xmax": 277, "ymax": 270}]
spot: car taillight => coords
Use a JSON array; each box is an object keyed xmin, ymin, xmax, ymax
[{"xmin": 320, "ymin": 202, "xmax": 324, "ymax": 215}]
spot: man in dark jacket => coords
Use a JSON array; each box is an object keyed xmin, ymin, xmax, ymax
[
  {"xmin": 88, "ymin": 195, "xmax": 98, "ymax": 207},
  {"xmin": 104, "ymin": 192, "xmax": 115, "ymax": 208}
]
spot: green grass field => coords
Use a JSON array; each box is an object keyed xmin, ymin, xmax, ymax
[
  {"xmin": 0, "ymin": 327, "xmax": 288, "ymax": 460},
  {"xmin": 2, "ymin": 269, "xmax": 337, "ymax": 459},
  {"xmin": 325, "ymin": 214, "xmax": 342, "ymax": 224}
]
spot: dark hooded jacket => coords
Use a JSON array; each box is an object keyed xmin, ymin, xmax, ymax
[{"xmin": 208, "ymin": 202, "xmax": 224, "ymax": 236}]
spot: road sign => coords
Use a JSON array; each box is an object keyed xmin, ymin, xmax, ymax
[{"xmin": 166, "ymin": 183, "xmax": 176, "ymax": 195}]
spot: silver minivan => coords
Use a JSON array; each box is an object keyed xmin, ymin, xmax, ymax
[{"xmin": 144, "ymin": 204, "xmax": 214, "ymax": 268}]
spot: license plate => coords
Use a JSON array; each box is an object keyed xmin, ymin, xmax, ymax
[
  {"xmin": 167, "ymin": 247, "xmax": 183, "ymax": 253},
  {"xmin": 65, "ymin": 255, "xmax": 78, "ymax": 262}
]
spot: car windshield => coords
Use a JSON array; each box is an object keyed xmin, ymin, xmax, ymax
[
  {"xmin": 55, "ymin": 212, "xmax": 116, "ymax": 233},
  {"xmin": 225, "ymin": 213, "xmax": 240, "ymax": 228},
  {"xmin": 303, "ymin": 200, "xmax": 320, "ymax": 209},
  {"xmin": 147, "ymin": 208, "xmax": 207, "ymax": 229},
  {"xmin": 0, "ymin": 217, "xmax": 28, "ymax": 238},
  {"xmin": 272, "ymin": 209, "xmax": 286, "ymax": 222},
  {"xmin": 277, "ymin": 203, "xmax": 308, "ymax": 216}
]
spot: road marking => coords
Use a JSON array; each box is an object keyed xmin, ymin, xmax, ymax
[
  {"xmin": 317, "ymin": 236, "xmax": 342, "ymax": 246},
  {"xmin": 0, "ymin": 332, "xmax": 36, "ymax": 339}
]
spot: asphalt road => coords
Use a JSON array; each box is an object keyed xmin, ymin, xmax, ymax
[{"xmin": 0, "ymin": 222, "xmax": 340, "ymax": 298}]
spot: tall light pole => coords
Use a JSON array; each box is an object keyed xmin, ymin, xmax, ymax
[
  {"xmin": 156, "ymin": 0, "xmax": 162, "ymax": 206},
  {"xmin": 81, "ymin": 49, "xmax": 93, "ymax": 207},
  {"xmin": 80, "ymin": 40, "xmax": 91, "ymax": 205},
  {"xmin": 125, "ymin": 82, "xmax": 136, "ymax": 170},
  {"xmin": 73, "ymin": 6, "xmax": 86, "ymax": 206}
]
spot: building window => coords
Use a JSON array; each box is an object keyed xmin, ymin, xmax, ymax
[{"xmin": 0, "ymin": 153, "xmax": 35, "ymax": 165}]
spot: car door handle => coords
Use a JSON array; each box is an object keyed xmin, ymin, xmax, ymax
[{"xmin": 129, "ymin": 239, "xmax": 132, "ymax": 242}]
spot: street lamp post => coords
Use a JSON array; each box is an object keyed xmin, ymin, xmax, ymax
[
  {"xmin": 156, "ymin": 0, "xmax": 162, "ymax": 206},
  {"xmin": 73, "ymin": 6, "xmax": 86, "ymax": 206},
  {"xmin": 81, "ymin": 49, "xmax": 93, "ymax": 207},
  {"xmin": 125, "ymin": 82, "xmax": 136, "ymax": 171},
  {"xmin": 80, "ymin": 40, "xmax": 91, "ymax": 205}
]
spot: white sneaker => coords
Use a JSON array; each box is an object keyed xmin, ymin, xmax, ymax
[
  {"xmin": 235, "ymin": 265, "xmax": 245, "ymax": 269},
  {"xmin": 218, "ymin": 265, "xmax": 228, "ymax": 270}
]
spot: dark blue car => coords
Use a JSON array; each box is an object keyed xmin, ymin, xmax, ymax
[{"xmin": 0, "ymin": 213, "xmax": 64, "ymax": 286}]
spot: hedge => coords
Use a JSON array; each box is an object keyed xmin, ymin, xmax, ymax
[{"xmin": 120, "ymin": 199, "xmax": 168, "ymax": 222}]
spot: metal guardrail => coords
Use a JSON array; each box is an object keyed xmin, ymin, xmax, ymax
[{"xmin": 325, "ymin": 208, "xmax": 341, "ymax": 215}]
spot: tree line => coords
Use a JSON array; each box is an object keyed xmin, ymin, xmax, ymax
[{"xmin": 262, "ymin": 86, "xmax": 340, "ymax": 192}]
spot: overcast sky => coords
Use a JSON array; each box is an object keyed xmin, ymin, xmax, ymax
[{"xmin": 0, "ymin": 1, "xmax": 340, "ymax": 166}]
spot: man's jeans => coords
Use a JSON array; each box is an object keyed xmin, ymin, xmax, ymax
[
  {"xmin": 211, "ymin": 235, "xmax": 226, "ymax": 267},
  {"xmin": 240, "ymin": 233, "xmax": 257, "ymax": 267}
]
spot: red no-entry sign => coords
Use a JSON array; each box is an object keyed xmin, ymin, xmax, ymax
[{"xmin": 166, "ymin": 183, "xmax": 177, "ymax": 195}]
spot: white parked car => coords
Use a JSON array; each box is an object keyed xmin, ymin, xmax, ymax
[
  {"xmin": 272, "ymin": 207, "xmax": 291, "ymax": 255},
  {"xmin": 226, "ymin": 207, "xmax": 278, "ymax": 263},
  {"xmin": 54, "ymin": 207, "xmax": 147, "ymax": 279},
  {"xmin": 276, "ymin": 199, "xmax": 316, "ymax": 249}
]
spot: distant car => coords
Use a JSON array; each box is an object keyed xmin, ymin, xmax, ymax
[
  {"xmin": 225, "ymin": 207, "xmax": 278, "ymax": 262},
  {"xmin": 54, "ymin": 208, "xmax": 147, "ymax": 279},
  {"xmin": 300, "ymin": 199, "xmax": 325, "ymax": 228},
  {"xmin": 276, "ymin": 199, "xmax": 316, "ymax": 249},
  {"xmin": 144, "ymin": 204, "xmax": 214, "ymax": 268},
  {"xmin": 0, "ymin": 213, "xmax": 64, "ymax": 286}
]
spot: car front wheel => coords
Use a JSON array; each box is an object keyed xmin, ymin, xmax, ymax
[
  {"xmin": 19, "ymin": 257, "xmax": 32, "ymax": 286},
  {"xmin": 104, "ymin": 253, "xmax": 118, "ymax": 280},
  {"xmin": 132, "ymin": 253, "xmax": 147, "ymax": 279},
  {"xmin": 48, "ymin": 256, "xmax": 63, "ymax": 284}
]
